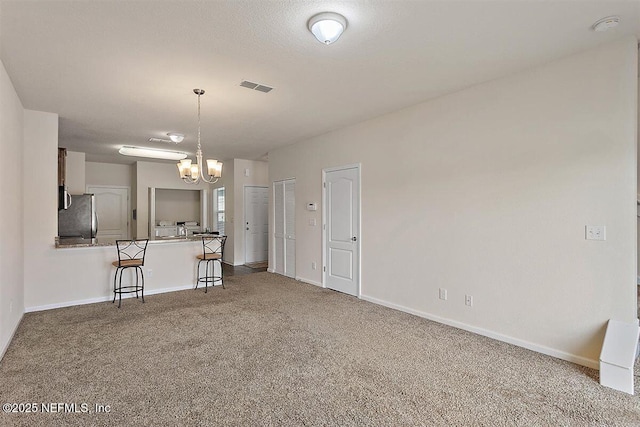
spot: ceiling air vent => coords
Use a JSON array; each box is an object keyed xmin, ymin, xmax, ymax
[
  {"xmin": 240, "ymin": 80, "xmax": 274, "ymax": 93},
  {"xmin": 254, "ymin": 85, "xmax": 273, "ymax": 93}
]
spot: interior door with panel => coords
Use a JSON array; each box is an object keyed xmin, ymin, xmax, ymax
[
  {"xmin": 324, "ymin": 166, "xmax": 360, "ymax": 296},
  {"xmin": 87, "ymin": 185, "xmax": 129, "ymax": 241},
  {"xmin": 244, "ymin": 186, "xmax": 269, "ymax": 263}
]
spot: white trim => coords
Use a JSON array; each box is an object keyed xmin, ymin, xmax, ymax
[
  {"xmin": 295, "ymin": 276, "xmax": 323, "ymax": 287},
  {"xmin": 267, "ymin": 268, "xmax": 275, "ymax": 273},
  {"xmin": 0, "ymin": 312, "xmax": 24, "ymax": 361},
  {"xmin": 24, "ymin": 283, "xmax": 205, "ymax": 313},
  {"xmin": 360, "ymin": 294, "xmax": 600, "ymax": 370}
]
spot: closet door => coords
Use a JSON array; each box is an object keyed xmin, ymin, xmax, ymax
[
  {"xmin": 273, "ymin": 179, "xmax": 295, "ymax": 278},
  {"xmin": 284, "ymin": 180, "xmax": 296, "ymax": 278},
  {"xmin": 273, "ymin": 181, "xmax": 285, "ymax": 275}
]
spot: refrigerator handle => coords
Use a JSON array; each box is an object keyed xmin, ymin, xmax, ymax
[{"xmin": 66, "ymin": 191, "xmax": 72, "ymax": 208}]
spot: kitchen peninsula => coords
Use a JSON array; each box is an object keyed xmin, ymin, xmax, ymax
[{"xmin": 43, "ymin": 234, "xmax": 224, "ymax": 312}]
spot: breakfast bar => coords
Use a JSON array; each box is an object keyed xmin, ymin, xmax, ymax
[{"xmin": 42, "ymin": 235, "xmax": 224, "ymax": 310}]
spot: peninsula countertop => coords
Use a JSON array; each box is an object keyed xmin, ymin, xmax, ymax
[{"xmin": 55, "ymin": 234, "xmax": 221, "ymax": 249}]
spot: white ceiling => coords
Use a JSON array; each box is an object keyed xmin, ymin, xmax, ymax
[{"xmin": 1, "ymin": 1, "xmax": 639, "ymax": 165}]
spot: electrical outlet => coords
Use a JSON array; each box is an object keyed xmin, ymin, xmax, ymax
[
  {"xmin": 439, "ymin": 288, "xmax": 447, "ymax": 300},
  {"xmin": 465, "ymin": 295, "xmax": 473, "ymax": 307},
  {"xmin": 585, "ymin": 225, "xmax": 606, "ymax": 241},
  {"xmin": 147, "ymin": 269, "xmax": 153, "ymax": 278},
  {"xmin": 312, "ymin": 262, "xmax": 317, "ymax": 270}
]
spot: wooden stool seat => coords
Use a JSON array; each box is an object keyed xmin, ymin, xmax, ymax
[
  {"xmin": 196, "ymin": 253, "xmax": 221, "ymax": 261},
  {"xmin": 111, "ymin": 259, "xmax": 143, "ymax": 267}
]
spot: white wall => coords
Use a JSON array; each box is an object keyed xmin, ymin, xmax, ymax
[
  {"xmin": 269, "ymin": 37, "xmax": 638, "ymax": 367},
  {"xmin": 65, "ymin": 151, "xmax": 85, "ymax": 194},
  {"xmin": 216, "ymin": 161, "xmax": 234, "ymax": 264},
  {"xmin": 85, "ymin": 161, "xmax": 133, "ymax": 188},
  {"xmin": 22, "ymin": 110, "xmax": 59, "ymax": 309},
  {"xmin": 232, "ymin": 159, "xmax": 269, "ymax": 265},
  {"xmin": 0, "ymin": 59, "xmax": 25, "ymax": 359}
]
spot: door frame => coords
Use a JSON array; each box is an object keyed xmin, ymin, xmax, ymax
[
  {"xmin": 322, "ymin": 163, "xmax": 362, "ymax": 297},
  {"xmin": 244, "ymin": 185, "xmax": 269, "ymax": 264},
  {"xmin": 86, "ymin": 184, "xmax": 131, "ymax": 240}
]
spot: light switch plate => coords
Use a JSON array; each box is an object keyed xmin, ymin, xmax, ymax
[{"xmin": 586, "ymin": 225, "xmax": 606, "ymax": 241}]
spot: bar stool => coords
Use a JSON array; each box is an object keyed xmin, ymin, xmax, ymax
[
  {"xmin": 196, "ymin": 236, "xmax": 227, "ymax": 293},
  {"xmin": 112, "ymin": 239, "xmax": 149, "ymax": 308}
]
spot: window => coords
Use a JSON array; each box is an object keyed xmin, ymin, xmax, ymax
[{"xmin": 213, "ymin": 187, "xmax": 225, "ymax": 235}]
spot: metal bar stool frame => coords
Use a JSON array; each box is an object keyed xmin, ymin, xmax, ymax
[
  {"xmin": 196, "ymin": 236, "xmax": 227, "ymax": 293},
  {"xmin": 112, "ymin": 239, "xmax": 149, "ymax": 308}
]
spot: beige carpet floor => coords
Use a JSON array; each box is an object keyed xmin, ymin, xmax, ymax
[{"xmin": 1, "ymin": 272, "xmax": 639, "ymax": 426}]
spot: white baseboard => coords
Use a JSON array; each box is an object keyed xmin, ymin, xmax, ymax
[
  {"xmin": 267, "ymin": 268, "xmax": 275, "ymax": 273},
  {"xmin": 360, "ymin": 294, "xmax": 599, "ymax": 370},
  {"xmin": 295, "ymin": 276, "xmax": 323, "ymax": 287},
  {"xmin": 25, "ymin": 283, "xmax": 200, "ymax": 313},
  {"xmin": 0, "ymin": 312, "xmax": 24, "ymax": 362}
]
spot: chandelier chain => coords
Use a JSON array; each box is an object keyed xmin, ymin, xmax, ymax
[{"xmin": 175, "ymin": 88, "xmax": 222, "ymax": 184}]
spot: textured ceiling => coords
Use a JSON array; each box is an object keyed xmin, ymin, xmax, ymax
[{"xmin": 1, "ymin": 1, "xmax": 639, "ymax": 164}]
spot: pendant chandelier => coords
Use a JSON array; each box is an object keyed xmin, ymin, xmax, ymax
[{"xmin": 176, "ymin": 89, "xmax": 222, "ymax": 184}]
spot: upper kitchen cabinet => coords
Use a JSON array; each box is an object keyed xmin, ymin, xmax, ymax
[{"xmin": 65, "ymin": 151, "xmax": 86, "ymax": 194}]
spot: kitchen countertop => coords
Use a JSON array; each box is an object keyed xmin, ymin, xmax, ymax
[{"xmin": 55, "ymin": 234, "xmax": 222, "ymax": 249}]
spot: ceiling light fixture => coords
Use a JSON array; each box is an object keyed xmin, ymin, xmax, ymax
[
  {"xmin": 592, "ymin": 16, "xmax": 620, "ymax": 32},
  {"xmin": 176, "ymin": 89, "xmax": 222, "ymax": 184},
  {"xmin": 148, "ymin": 137, "xmax": 172, "ymax": 143},
  {"xmin": 308, "ymin": 12, "xmax": 347, "ymax": 45},
  {"xmin": 119, "ymin": 146, "xmax": 188, "ymax": 161},
  {"xmin": 167, "ymin": 132, "xmax": 184, "ymax": 143}
]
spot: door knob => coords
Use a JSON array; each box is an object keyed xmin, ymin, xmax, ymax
[{"xmin": 352, "ymin": 236, "xmax": 357, "ymax": 242}]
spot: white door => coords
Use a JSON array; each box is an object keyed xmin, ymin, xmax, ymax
[
  {"xmin": 324, "ymin": 166, "xmax": 360, "ymax": 296},
  {"xmin": 273, "ymin": 179, "xmax": 295, "ymax": 278},
  {"xmin": 87, "ymin": 186, "xmax": 129, "ymax": 241},
  {"xmin": 245, "ymin": 186, "xmax": 268, "ymax": 263}
]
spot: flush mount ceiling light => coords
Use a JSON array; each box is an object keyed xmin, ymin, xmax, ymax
[
  {"xmin": 176, "ymin": 89, "xmax": 222, "ymax": 184},
  {"xmin": 308, "ymin": 12, "xmax": 347, "ymax": 45},
  {"xmin": 119, "ymin": 146, "xmax": 187, "ymax": 161},
  {"xmin": 167, "ymin": 132, "xmax": 184, "ymax": 143},
  {"xmin": 592, "ymin": 16, "xmax": 620, "ymax": 32},
  {"xmin": 148, "ymin": 137, "xmax": 172, "ymax": 143}
]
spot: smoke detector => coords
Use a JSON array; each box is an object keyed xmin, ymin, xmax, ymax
[{"xmin": 592, "ymin": 16, "xmax": 620, "ymax": 32}]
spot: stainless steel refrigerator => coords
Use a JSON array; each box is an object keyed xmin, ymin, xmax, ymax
[{"xmin": 58, "ymin": 194, "xmax": 97, "ymax": 239}]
